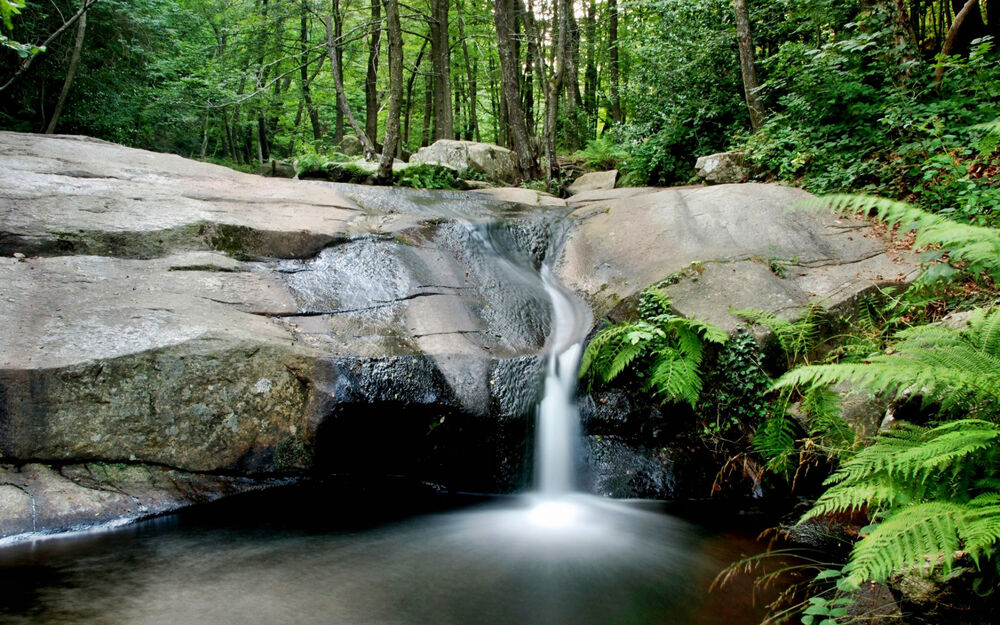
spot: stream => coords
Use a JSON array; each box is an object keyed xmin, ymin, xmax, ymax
[{"xmin": 0, "ymin": 191, "xmax": 779, "ymax": 624}]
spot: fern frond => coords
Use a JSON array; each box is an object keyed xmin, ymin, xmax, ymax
[
  {"xmin": 684, "ymin": 317, "xmax": 730, "ymax": 344},
  {"xmin": 753, "ymin": 414, "xmax": 800, "ymax": 473},
  {"xmin": 647, "ymin": 352, "xmax": 701, "ymax": 408},
  {"xmin": 843, "ymin": 502, "xmax": 966, "ymax": 589},
  {"xmin": 962, "ymin": 493, "xmax": 1000, "ymax": 562},
  {"xmin": 802, "ymin": 387, "xmax": 854, "ymax": 451},
  {"xmin": 802, "ymin": 194, "xmax": 1000, "ymax": 282},
  {"xmin": 971, "ymin": 118, "xmax": 1000, "ymax": 158},
  {"xmin": 605, "ymin": 341, "xmax": 648, "ymax": 383},
  {"xmin": 579, "ymin": 323, "xmax": 633, "ymax": 379},
  {"xmin": 803, "ymin": 481, "xmax": 908, "ymax": 520},
  {"xmin": 968, "ymin": 308, "xmax": 1000, "ymax": 356},
  {"xmin": 823, "ymin": 420, "xmax": 1000, "ymax": 488},
  {"xmin": 669, "ymin": 321, "xmax": 705, "ymax": 364}
]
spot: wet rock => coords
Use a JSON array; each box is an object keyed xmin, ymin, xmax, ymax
[
  {"xmin": 410, "ymin": 140, "xmax": 518, "ymax": 183},
  {"xmin": 695, "ymin": 151, "xmax": 745, "ymax": 184},
  {"xmin": 567, "ymin": 170, "xmax": 618, "ymax": 196},
  {"xmin": 583, "ymin": 436, "xmax": 675, "ymax": 499},
  {"xmin": 0, "ymin": 462, "xmax": 294, "ymax": 541}
]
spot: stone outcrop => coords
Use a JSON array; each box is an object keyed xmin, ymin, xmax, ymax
[
  {"xmin": 0, "ymin": 132, "xmax": 919, "ymax": 534},
  {"xmin": 567, "ymin": 170, "xmax": 618, "ymax": 196},
  {"xmin": 694, "ymin": 150, "xmax": 746, "ymax": 184},
  {"xmin": 410, "ymin": 140, "xmax": 518, "ymax": 182}
]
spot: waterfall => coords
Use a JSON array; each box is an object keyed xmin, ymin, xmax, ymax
[{"xmin": 535, "ymin": 265, "xmax": 588, "ymax": 496}]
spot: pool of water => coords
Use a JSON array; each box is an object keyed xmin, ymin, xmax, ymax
[{"xmin": 0, "ymin": 484, "xmax": 775, "ymax": 625}]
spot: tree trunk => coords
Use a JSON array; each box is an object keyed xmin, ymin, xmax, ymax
[
  {"xmin": 949, "ymin": 0, "xmax": 988, "ymax": 55},
  {"xmin": 456, "ymin": 0, "xmax": 478, "ymax": 141},
  {"xmin": 403, "ymin": 40, "xmax": 427, "ymax": 148},
  {"xmin": 0, "ymin": 0, "xmax": 97, "ymax": 94},
  {"xmin": 300, "ymin": 0, "xmax": 322, "ymax": 142},
  {"xmin": 733, "ymin": 0, "xmax": 764, "ymax": 131},
  {"xmin": 936, "ymin": 0, "xmax": 982, "ymax": 87},
  {"xmin": 365, "ymin": 0, "xmax": 382, "ymax": 146},
  {"xmin": 44, "ymin": 4, "xmax": 86, "ymax": 134},
  {"xmin": 430, "ymin": 0, "xmax": 453, "ymax": 140},
  {"xmin": 200, "ymin": 106, "xmax": 210, "ymax": 159},
  {"xmin": 325, "ymin": 14, "xmax": 378, "ymax": 158},
  {"xmin": 494, "ymin": 0, "xmax": 539, "ymax": 178},
  {"xmin": 560, "ymin": 0, "xmax": 581, "ymax": 150},
  {"xmin": 583, "ymin": 0, "xmax": 597, "ymax": 137},
  {"xmin": 608, "ymin": 0, "xmax": 622, "ymax": 124},
  {"xmin": 332, "ymin": 0, "xmax": 345, "ymax": 142},
  {"xmin": 377, "ymin": 0, "xmax": 403, "ymax": 183},
  {"xmin": 521, "ymin": 0, "xmax": 556, "ymax": 180},
  {"xmin": 422, "ymin": 71, "xmax": 434, "ymax": 146}
]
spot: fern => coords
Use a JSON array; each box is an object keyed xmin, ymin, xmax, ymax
[
  {"xmin": 733, "ymin": 303, "xmax": 827, "ymax": 368},
  {"xmin": 579, "ymin": 287, "xmax": 726, "ymax": 408},
  {"xmin": 971, "ymin": 119, "xmax": 1000, "ymax": 159},
  {"xmin": 801, "ymin": 194, "xmax": 1000, "ymax": 282},
  {"xmin": 753, "ymin": 412, "xmax": 801, "ymax": 474},
  {"xmin": 774, "ymin": 308, "xmax": 1000, "ymax": 410}
]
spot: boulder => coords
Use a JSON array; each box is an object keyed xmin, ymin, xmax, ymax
[
  {"xmin": 258, "ymin": 160, "xmax": 296, "ymax": 178},
  {"xmin": 410, "ymin": 140, "xmax": 518, "ymax": 182},
  {"xmin": 694, "ymin": 150, "xmax": 745, "ymax": 184},
  {"xmin": 555, "ymin": 183, "xmax": 919, "ymax": 326},
  {"xmin": 338, "ymin": 134, "xmax": 363, "ymax": 156},
  {"xmin": 567, "ymin": 170, "xmax": 618, "ymax": 196}
]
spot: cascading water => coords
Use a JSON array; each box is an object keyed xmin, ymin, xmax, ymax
[{"xmin": 534, "ymin": 265, "xmax": 587, "ymax": 496}]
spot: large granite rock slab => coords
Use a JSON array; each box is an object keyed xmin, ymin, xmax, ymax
[
  {"xmin": 558, "ymin": 183, "xmax": 918, "ymax": 329},
  {"xmin": 0, "ymin": 132, "xmax": 919, "ymax": 539}
]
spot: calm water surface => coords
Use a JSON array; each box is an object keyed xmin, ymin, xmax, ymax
[{"xmin": 0, "ymin": 485, "xmax": 773, "ymax": 625}]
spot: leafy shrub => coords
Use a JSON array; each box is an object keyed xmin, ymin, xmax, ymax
[{"xmin": 579, "ymin": 287, "xmax": 728, "ymax": 407}]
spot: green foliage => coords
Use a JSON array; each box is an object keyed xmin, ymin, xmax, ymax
[
  {"xmin": 295, "ymin": 154, "xmax": 372, "ymax": 184},
  {"xmin": 744, "ymin": 14, "xmax": 1000, "ymax": 221},
  {"xmin": 807, "ymin": 193, "xmax": 1000, "ymax": 283},
  {"xmin": 734, "ymin": 303, "xmax": 828, "ymax": 369},
  {"xmin": 777, "ymin": 307, "xmax": 1000, "ymax": 589},
  {"xmin": 699, "ymin": 330, "xmax": 771, "ymax": 440},
  {"xmin": 0, "ymin": 0, "xmax": 23, "ymax": 31},
  {"xmin": 801, "ymin": 420, "xmax": 1000, "ymax": 589},
  {"xmin": 572, "ymin": 136, "xmax": 629, "ymax": 171},
  {"xmin": 393, "ymin": 163, "xmax": 466, "ymax": 190},
  {"xmin": 775, "ymin": 307, "xmax": 1000, "ymax": 412},
  {"xmin": 579, "ymin": 287, "xmax": 727, "ymax": 407}
]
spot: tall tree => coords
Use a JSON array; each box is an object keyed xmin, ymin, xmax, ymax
[
  {"xmin": 429, "ymin": 0, "xmax": 453, "ymax": 139},
  {"xmin": 733, "ymin": 0, "xmax": 764, "ymax": 131},
  {"xmin": 325, "ymin": 13, "xmax": 377, "ymax": 158},
  {"xmin": 494, "ymin": 0, "xmax": 538, "ymax": 178},
  {"xmin": 377, "ymin": 0, "xmax": 403, "ymax": 182},
  {"xmin": 299, "ymin": 0, "xmax": 322, "ymax": 142},
  {"xmin": 44, "ymin": 0, "xmax": 86, "ymax": 133},
  {"xmin": 365, "ymin": 0, "xmax": 382, "ymax": 146},
  {"xmin": 608, "ymin": 0, "xmax": 622, "ymax": 124}
]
